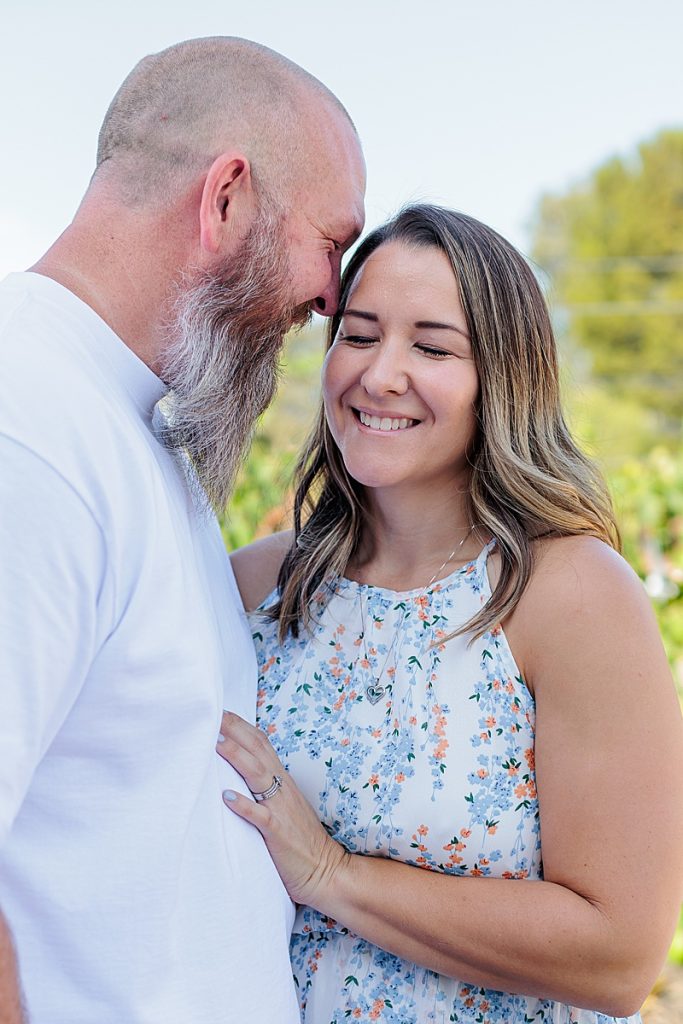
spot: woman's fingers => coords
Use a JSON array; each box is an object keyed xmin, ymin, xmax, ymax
[
  {"xmin": 222, "ymin": 788, "xmax": 269, "ymax": 823},
  {"xmin": 219, "ymin": 710, "xmax": 267, "ymax": 752},
  {"xmin": 216, "ymin": 710, "xmax": 283, "ymax": 794},
  {"xmin": 216, "ymin": 713, "xmax": 348, "ymax": 908},
  {"xmin": 216, "ymin": 733, "xmax": 264, "ymax": 786}
]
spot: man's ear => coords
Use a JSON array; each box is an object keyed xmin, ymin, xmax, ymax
[{"xmin": 198, "ymin": 153, "xmax": 254, "ymax": 254}]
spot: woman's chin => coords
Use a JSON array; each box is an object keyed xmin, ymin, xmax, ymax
[{"xmin": 343, "ymin": 465, "xmax": 406, "ymax": 492}]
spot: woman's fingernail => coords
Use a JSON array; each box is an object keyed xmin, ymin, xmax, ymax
[
  {"xmin": 222, "ymin": 790, "xmax": 237, "ymax": 803},
  {"xmin": 217, "ymin": 734, "xmax": 225, "ymax": 744}
]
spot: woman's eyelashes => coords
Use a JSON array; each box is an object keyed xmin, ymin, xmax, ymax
[
  {"xmin": 339, "ymin": 334, "xmax": 378, "ymax": 345},
  {"xmin": 415, "ymin": 343, "xmax": 452, "ymax": 358},
  {"xmin": 339, "ymin": 335, "xmax": 454, "ymax": 359}
]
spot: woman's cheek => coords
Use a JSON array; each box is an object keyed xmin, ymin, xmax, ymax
[{"xmin": 321, "ymin": 350, "xmax": 348, "ymax": 442}]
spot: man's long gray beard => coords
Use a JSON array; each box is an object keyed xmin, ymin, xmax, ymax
[{"xmin": 157, "ymin": 210, "xmax": 311, "ymax": 516}]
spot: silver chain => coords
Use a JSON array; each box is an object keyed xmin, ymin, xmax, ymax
[{"xmin": 357, "ymin": 525, "xmax": 475, "ymax": 705}]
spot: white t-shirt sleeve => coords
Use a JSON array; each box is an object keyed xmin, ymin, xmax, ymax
[{"xmin": 0, "ymin": 434, "xmax": 108, "ymax": 844}]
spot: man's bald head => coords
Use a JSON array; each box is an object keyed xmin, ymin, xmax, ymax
[
  {"xmin": 35, "ymin": 37, "xmax": 364, "ymax": 515},
  {"xmin": 95, "ymin": 36, "xmax": 355, "ymax": 205}
]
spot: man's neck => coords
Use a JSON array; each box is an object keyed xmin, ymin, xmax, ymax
[{"xmin": 30, "ymin": 191, "xmax": 190, "ymax": 375}]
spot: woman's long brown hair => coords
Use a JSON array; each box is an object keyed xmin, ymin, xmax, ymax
[{"xmin": 267, "ymin": 204, "xmax": 619, "ymax": 642}]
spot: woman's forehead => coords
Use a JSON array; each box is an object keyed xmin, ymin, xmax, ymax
[{"xmin": 342, "ymin": 241, "xmax": 462, "ymax": 318}]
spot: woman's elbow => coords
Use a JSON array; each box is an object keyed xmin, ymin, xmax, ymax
[
  {"xmin": 596, "ymin": 990, "xmax": 648, "ymax": 1019},
  {"xmin": 592, "ymin": 956, "xmax": 664, "ymax": 1018}
]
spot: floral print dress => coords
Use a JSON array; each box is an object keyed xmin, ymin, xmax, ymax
[{"xmin": 253, "ymin": 542, "xmax": 640, "ymax": 1024}]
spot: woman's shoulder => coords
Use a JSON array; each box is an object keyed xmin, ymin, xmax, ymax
[
  {"xmin": 517, "ymin": 533, "xmax": 655, "ymax": 627},
  {"xmin": 528, "ymin": 533, "xmax": 642, "ymax": 601},
  {"xmin": 504, "ymin": 534, "xmax": 659, "ymax": 689},
  {"xmin": 230, "ymin": 529, "xmax": 294, "ymax": 612}
]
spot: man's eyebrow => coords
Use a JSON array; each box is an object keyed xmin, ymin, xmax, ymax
[{"xmin": 339, "ymin": 223, "xmax": 363, "ymax": 248}]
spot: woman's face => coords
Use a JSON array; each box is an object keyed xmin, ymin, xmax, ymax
[{"xmin": 322, "ymin": 240, "xmax": 479, "ymax": 499}]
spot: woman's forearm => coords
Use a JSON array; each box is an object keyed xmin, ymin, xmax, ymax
[
  {"xmin": 309, "ymin": 852, "xmax": 656, "ymax": 1018},
  {"xmin": 218, "ymin": 700, "xmax": 681, "ymax": 1019}
]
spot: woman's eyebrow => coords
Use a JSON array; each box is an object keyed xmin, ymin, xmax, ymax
[
  {"xmin": 415, "ymin": 320, "xmax": 470, "ymax": 339},
  {"xmin": 342, "ymin": 310, "xmax": 470, "ymax": 341},
  {"xmin": 342, "ymin": 309, "xmax": 378, "ymax": 322}
]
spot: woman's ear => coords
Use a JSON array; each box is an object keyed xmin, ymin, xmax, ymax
[{"xmin": 198, "ymin": 152, "xmax": 254, "ymax": 254}]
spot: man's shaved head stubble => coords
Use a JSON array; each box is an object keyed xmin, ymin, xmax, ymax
[
  {"xmin": 94, "ymin": 37, "xmax": 362, "ymax": 514},
  {"xmin": 96, "ymin": 36, "xmax": 354, "ymax": 206}
]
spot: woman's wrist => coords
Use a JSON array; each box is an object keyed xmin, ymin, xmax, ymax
[{"xmin": 303, "ymin": 840, "xmax": 357, "ymax": 918}]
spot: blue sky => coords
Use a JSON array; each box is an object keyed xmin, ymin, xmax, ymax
[{"xmin": 1, "ymin": 0, "xmax": 681, "ymax": 279}]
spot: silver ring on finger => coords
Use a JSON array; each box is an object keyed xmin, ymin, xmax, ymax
[{"xmin": 252, "ymin": 774, "xmax": 283, "ymax": 802}]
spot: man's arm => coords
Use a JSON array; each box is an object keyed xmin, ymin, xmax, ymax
[
  {"xmin": 0, "ymin": 438, "xmax": 107, "ymax": 837},
  {"xmin": 0, "ymin": 437, "xmax": 108, "ymax": 1017},
  {"xmin": 0, "ymin": 911, "xmax": 25, "ymax": 1023}
]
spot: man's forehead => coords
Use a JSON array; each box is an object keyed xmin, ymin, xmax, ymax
[
  {"xmin": 313, "ymin": 104, "xmax": 365, "ymax": 193},
  {"xmin": 327, "ymin": 152, "xmax": 366, "ymax": 241},
  {"xmin": 296, "ymin": 160, "xmax": 364, "ymax": 242},
  {"xmin": 336, "ymin": 187, "xmax": 365, "ymax": 241},
  {"xmin": 289, "ymin": 107, "xmax": 366, "ymax": 240}
]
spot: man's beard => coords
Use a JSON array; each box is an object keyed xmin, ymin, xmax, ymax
[{"xmin": 157, "ymin": 207, "xmax": 311, "ymax": 515}]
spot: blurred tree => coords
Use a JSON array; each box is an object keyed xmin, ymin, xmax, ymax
[
  {"xmin": 610, "ymin": 447, "xmax": 683, "ymax": 694},
  {"xmin": 220, "ymin": 432, "xmax": 294, "ymax": 551},
  {"xmin": 221, "ymin": 322, "xmax": 325, "ymax": 550},
  {"xmin": 532, "ymin": 129, "xmax": 683, "ymax": 429}
]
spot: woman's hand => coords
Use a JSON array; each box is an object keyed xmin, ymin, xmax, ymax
[{"xmin": 216, "ymin": 711, "xmax": 348, "ymax": 908}]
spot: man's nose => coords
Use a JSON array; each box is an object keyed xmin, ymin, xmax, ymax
[{"xmin": 312, "ymin": 260, "xmax": 341, "ymax": 317}]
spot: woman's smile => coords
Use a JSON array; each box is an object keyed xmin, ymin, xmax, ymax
[
  {"xmin": 353, "ymin": 408, "xmax": 420, "ymax": 432},
  {"xmin": 322, "ymin": 239, "xmax": 479, "ymax": 494}
]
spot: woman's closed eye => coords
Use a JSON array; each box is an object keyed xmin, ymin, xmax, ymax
[
  {"xmin": 339, "ymin": 334, "xmax": 379, "ymax": 346},
  {"xmin": 415, "ymin": 343, "xmax": 453, "ymax": 358},
  {"xmin": 339, "ymin": 336, "xmax": 458, "ymax": 359}
]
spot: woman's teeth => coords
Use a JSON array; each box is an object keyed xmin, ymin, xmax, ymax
[{"xmin": 359, "ymin": 411, "xmax": 415, "ymax": 431}]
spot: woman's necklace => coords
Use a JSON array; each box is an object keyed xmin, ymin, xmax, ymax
[{"xmin": 357, "ymin": 526, "xmax": 475, "ymax": 705}]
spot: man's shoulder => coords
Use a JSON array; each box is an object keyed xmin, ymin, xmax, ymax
[
  {"xmin": 0, "ymin": 272, "xmax": 116, "ymax": 421},
  {"xmin": 0, "ymin": 273, "xmax": 158, "ymax": 494}
]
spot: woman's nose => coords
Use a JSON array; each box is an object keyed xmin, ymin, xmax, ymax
[{"xmin": 360, "ymin": 343, "xmax": 409, "ymax": 396}]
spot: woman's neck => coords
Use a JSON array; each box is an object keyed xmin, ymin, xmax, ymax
[{"xmin": 348, "ymin": 482, "xmax": 483, "ymax": 591}]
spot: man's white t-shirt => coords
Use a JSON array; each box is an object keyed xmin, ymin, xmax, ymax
[{"xmin": 0, "ymin": 273, "xmax": 298, "ymax": 1023}]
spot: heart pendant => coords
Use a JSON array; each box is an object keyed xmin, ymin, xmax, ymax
[{"xmin": 365, "ymin": 683, "xmax": 386, "ymax": 705}]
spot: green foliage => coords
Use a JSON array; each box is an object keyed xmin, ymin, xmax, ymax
[
  {"xmin": 220, "ymin": 322, "xmax": 325, "ymax": 549},
  {"xmin": 609, "ymin": 447, "xmax": 683, "ymax": 694},
  {"xmin": 562, "ymin": 376, "xmax": 660, "ymax": 470},
  {"xmin": 532, "ymin": 129, "xmax": 683, "ymax": 428},
  {"xmin": 220, "ymin": 433, "xmax": 294, "ymax": 550},
  {"xmin": 670, "ymin": 908, "xmax": 683, "ymax": 965},
  {"xmin": 533, "ymin": 127, "xmax": 683, "ymax": 693}
]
